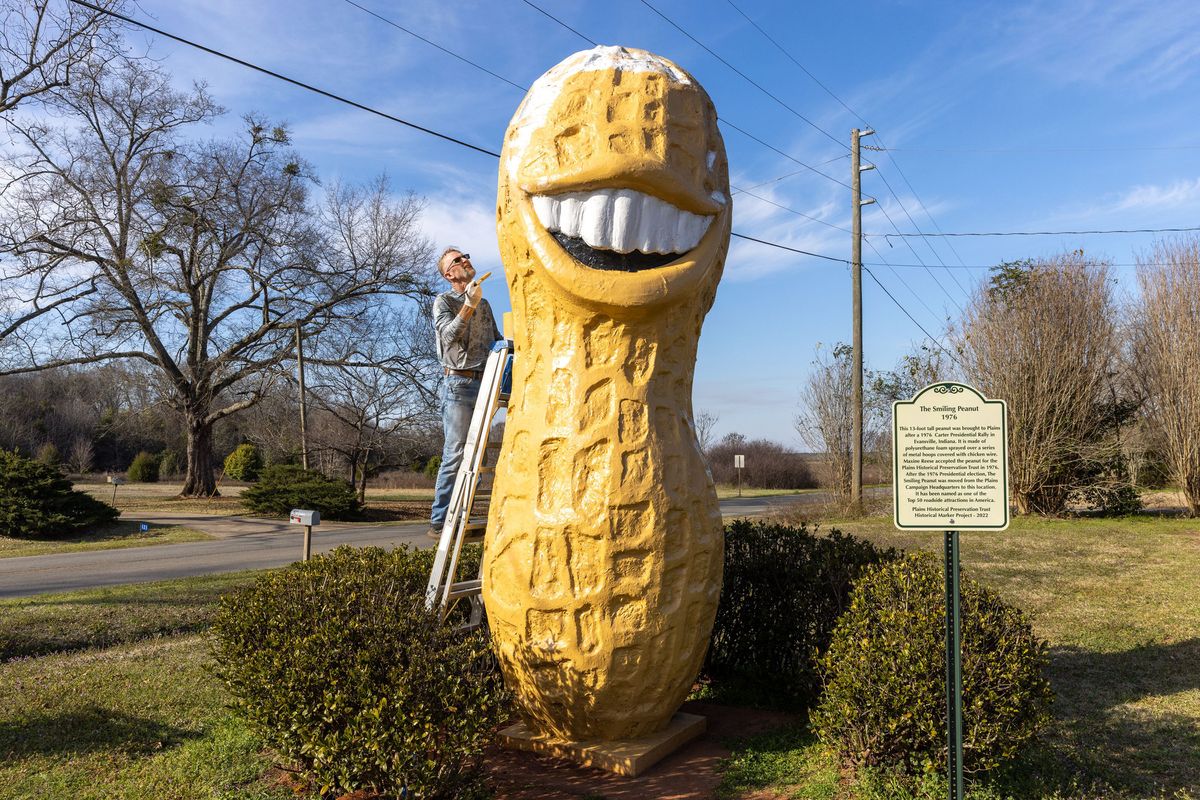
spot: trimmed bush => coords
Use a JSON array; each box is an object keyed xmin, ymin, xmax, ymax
[
  {"xmin": 424, "ymin": 455, "xmax": 442, "ymax": 479},
  {"xmin": 211, "ymin": 545, "xmax": 505, "ymax": 799},
  {"xmin": 35, "ymin": 442, "xmax": 61, "ymax": 467},
  {"xmin": 0, "ymin": 449, "xmax": 119, "ymax": 539},
  {"xmin": 812, "ymin": 553, "xmax": 1053, "ymax": 777},
  {"xmin": 240, "ymin": 464, "xmax": 361, "ymax": 519},
  {"xmin": 222, "ymin": 443, "xmax": 263, "ymax": 482},
  {"xmin": 126, "ymin": 450, "xmax": 160, "ymax": 483},
  {"xmin": 158, "ymin": 449, "xmax": 181, "ymax": 478},
  {"xmin": 703, "ymin": 520, "xmax": 898, "ymax": 708}
]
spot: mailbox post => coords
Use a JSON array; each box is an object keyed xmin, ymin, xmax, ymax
[
  {"xmin": 107, "ymin": 474, "xmax": 125, "ymax": 505},
  {"xmin": 733, "ymin": 454, "xmax": 745, "ymax": 497},
  {"xmin": 289, "ymin": 509, "xmax": 320, "ymax": 561}
]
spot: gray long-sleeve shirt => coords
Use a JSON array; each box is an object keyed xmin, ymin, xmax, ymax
[{"xmin": 432, "ymin": 289, "xmax": 501, "ymax": 370}]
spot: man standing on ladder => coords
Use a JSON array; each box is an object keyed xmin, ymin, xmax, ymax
[{"xmin": 429, "ymin": 247, "xmax": 501, "ymax": 539}]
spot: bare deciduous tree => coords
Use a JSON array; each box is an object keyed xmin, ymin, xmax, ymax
[
  {"xmin": 1133, "ymin": 237, "xmax": 1200, "ymax": 515},
  {"xmin": 306, "ymin": 305, "xmax": 440, "ymax": 500},
  {"xmin": 0, "ymin": 58, "xmax": 434, "ymax": 495},
  {"xmin": 693, "ymin": 409, "xmax": 719, "ymax": 453},
  {"xmin": 794, "ymin": 343, "xmax": 886, "ymax": 499},
  {"xmin": 956, "ymin": 255, "xmax": 1118, "ymax": 514},
  {"xmin": 0, "ymin": 0, "xmax": 122, "ymax": 115}
]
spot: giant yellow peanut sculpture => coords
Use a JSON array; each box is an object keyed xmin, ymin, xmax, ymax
[{"xmin": 484, "ymin": 46, "xmax": 731, "ymax": 742}]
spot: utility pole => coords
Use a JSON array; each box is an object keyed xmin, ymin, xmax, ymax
[
  {"xmin": 296, "ymin": 320, "xmax": 309, "ymax": 470},
  {"xmin": 851, "ymin": 128, "xmax": 875, "ymax": 510}
]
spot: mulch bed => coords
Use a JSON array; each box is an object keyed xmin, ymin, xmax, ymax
[{"xmin": 486, "ymin": 700, "xmax": 798, "ymax": 800}]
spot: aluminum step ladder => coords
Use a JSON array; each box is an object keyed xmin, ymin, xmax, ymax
[{"xmin": 424, "ymin": 339, "xmax": 513, "ymax": 628}]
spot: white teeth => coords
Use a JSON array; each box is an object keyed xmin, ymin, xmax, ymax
[{"xmin": 532, "ymin": 188, "xmax": 713, "ymax": 255}]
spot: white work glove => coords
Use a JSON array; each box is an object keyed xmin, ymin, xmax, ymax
[{"xmin": 464, "ymin": 280, "xmax": 482, "ymax": 309}]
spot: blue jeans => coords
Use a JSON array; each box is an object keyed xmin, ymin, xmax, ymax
[{"xmin": 431, "ymin": 374, "xmax": 482, "ymax": 527}]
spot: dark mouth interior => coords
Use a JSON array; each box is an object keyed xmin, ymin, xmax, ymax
[{"xmin": 551, "ymin": 232, "xmax": 679, "ymax": 272}]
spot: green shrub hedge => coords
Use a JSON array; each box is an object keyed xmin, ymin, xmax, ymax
[
  {"xmin": 812, "ymin": 552, "xmax": 1053, "ymax": 777},
  {"xmin": 126, "ymin": 450, "xmax": 160, "ymax": 482},
  {"xmin": 223, "ymin": 443, "xmax": 263, "ymax": 482},
  {"xmin": 211, "ymin": 545, "xmax": 504, "ymax": 799},
  {"xmin": 240, "ymin": 464, "xmax": 361, "ymax": 519},
  {"xmin": 0, "ymin": 449, "xmax": 118, "ymax": 539},
  {"xmin": 703, "ymin": 520, "xmax": 898, "ymax": 708}
]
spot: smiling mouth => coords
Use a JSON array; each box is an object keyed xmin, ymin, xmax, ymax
[{"xmin": 532, "ymin": 188, "xmax": 716, "ymax": 272}]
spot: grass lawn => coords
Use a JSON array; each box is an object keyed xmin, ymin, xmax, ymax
[
  {"xmin": 0, "ymin": 521, "xmax": 212, "ymax": 559},
  {"xmin": 0, "ymin": 572, "xmax": 289, "ymax": 799},
  {"xmin": 720, "ymin": 512, "xmax": 1200, "ymax": 799},
  {"xmin": 2, "ymin": 515, "xmax": 1196, "ymax": 798}
]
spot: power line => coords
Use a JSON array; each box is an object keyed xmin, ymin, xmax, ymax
[
  {"xmin": 731, "ymin": 233, "xmax": 848, "ymax": 262},
  {"xmin": 730, "ymin": 154, "xmax": 850, "ymax": 196},
  {"xmin": 68, "ymin": 0, "xmax": 502, "ymax": 158},
  {"xmin": 725, "ymin": 0, "xmax": 867, "ymax": 127},
  {"xmin": 719, "ymin": 119, "xmax": 852, "ymax": 190},
  {"xmin": 512, "ymin": 0, "xmax": 854, "ymax": 194},
  {"xmin": 867, "ymin": 144, "xmax": 1200, "ymax": 154},
  {"xmin": 868, "ymin": 135, "xmax": 979, "ymax": 283},
  {"xmin": 730, "ymin": 184, "xmax": 851, "ymax": 233},
  {"xmin": 638, "ymin": 0, "xmax": 847, "ymax": 151},
  {"xmin": 717, "ymin": 2, "xmax": 970, "ymax": 306},
  {"xmin": 519, "ymin": 0, "xmax": 597, "ymax": 46},
  {"xmin": 870, "ymin": 200, "xmax": 966, "ymax": 313},
  {"xmin": 867, "ymin": 160, "xmax": 971, "ymax": 300},
  {"xmin": 881, "ymin": 225, "xmax": 1200, "ymax": 239},
  {"xmin": 863, "ymin": 265, "xmax": 965, "ymax": 370},
  {"xmin": 343, "ymin": 0, "xmax": 527, "ymax": 92},
  {"xmin": 864, "ymin": 237, "xmax": 943, "ymax": 323}
]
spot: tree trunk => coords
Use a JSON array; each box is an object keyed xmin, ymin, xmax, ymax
[
  {"xmin": 358, "ymin": 446, "xmax": 371, "ymax": 502},
  {"xmin": 182, "ymin": 410, "xmax": 219, "ymax": 497}
]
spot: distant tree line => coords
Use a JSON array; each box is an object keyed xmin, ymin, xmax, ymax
[{"xmin": 797, "ymin": 246, "xmax": 1200, "ymax": 517}]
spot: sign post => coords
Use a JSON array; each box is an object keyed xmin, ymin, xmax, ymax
[
  {"xmin": 733, "ymin": 454, "xmax": 745, "ymax": 497},
  {"xmin": 893, "ymin": 382, "xmax": 1008, "ymax": 800}
]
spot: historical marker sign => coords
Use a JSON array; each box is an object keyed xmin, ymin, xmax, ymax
[{"xmin": 893, "ymin": 382, "xmax": 1009, "ymax": 531}]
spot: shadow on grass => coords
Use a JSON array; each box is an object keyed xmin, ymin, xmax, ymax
[
  {"xmin": 990, "ymin": 638, "xmax": 1200, "ymax": 798},
  {"xmin": 0, "ymin": 705, "xmax": 199, "ymax": 759}
]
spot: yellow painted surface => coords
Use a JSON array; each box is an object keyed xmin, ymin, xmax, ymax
[{"xmin": 485, "ymin": 47, "xmax": 730, "ymax": 741}]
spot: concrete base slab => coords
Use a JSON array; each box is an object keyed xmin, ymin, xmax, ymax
[{"xmin": 498, "ymin": 712, "xmax": 707, "ymax": 777}]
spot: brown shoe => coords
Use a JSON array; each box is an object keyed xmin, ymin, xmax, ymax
[{"xmin": 427, "ymin": 526, "xmax": 442, "ymax": 540}]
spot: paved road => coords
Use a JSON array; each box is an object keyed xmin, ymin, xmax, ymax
[{"xmin": 0, "ymin": 493, "xmax": 836, "ymax": 598}]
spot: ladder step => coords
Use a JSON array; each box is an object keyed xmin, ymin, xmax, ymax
[
  {"xmin": 447, "ymin": 579, "xmax": 482, "ymax": 600},
  {"xmin": 464, "ymin": 520, "xmax": 487, "ymax": 531},
  {"xmin": 478, "ymin": 466, "xmax": 494, "ymax": 474}
]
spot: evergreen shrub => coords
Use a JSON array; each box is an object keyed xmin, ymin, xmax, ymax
[
  {"xmin": 158, "ymin": 449, "xmax": 181, "ymax": 478},
  {"xmin": 211, "ymin": 545, "xmax": 505, "ymax": 800},
  {"xmin": 223, "ymin": 443, "xmax": 263, "ymax": 482},
  {"xmin": 127, "ymin": 450, "xmax": 160, "ymax": 482},
  {"xmin": 240, "ymin": 464, "xmax": 361, "ymax": 519},
  {"xmin": 812, "ymin": 553, "xmax": 1052, "ymax": 777},
  {"xmin": 0, "ymin": 449, "xmax": 118, "ymax": 539},
  {"xmin": 703, "ymin": 520, "xmax": 898, "ymax": 708},
  {"xmin": 424, "ymin": 455, "xmax": 442, "ymax": 479},
  {"xmin": 35, "ymin": 442, "xmax": 61, "ymax": 467}
]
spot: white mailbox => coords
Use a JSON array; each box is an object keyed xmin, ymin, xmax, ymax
[{"xmin": 289, "ymin": 509, "xmax": 320, "ymax": 526}]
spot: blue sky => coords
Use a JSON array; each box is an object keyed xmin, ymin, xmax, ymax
[{"xmin": 113, "ymin": 0, "xmax": 1200, "ymax": 447}]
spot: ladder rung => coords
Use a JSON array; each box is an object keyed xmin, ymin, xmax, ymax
[
  {"xmin": 478, "ymin": 466, "xmax": 494, "ymax": 474},
  {"xmin": 463, "ymin": 520, "xmax": 487, "ymax": 531},
  {"xmin": 447, "ymin": 579, "xmax": 482, "ymax": 600}
]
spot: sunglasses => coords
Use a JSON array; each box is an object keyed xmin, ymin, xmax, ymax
[{"xmin": 447, "ymin": 253, "xmax": 471, "ymax": 268}]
